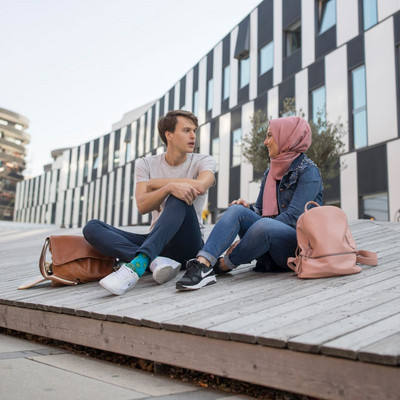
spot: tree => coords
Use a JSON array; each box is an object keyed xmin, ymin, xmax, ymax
[{"xmin": 242, "ymin": 97, "xmax": 346, "ymax": 187}]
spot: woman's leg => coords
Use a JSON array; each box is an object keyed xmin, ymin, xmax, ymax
[
  {"xmin": 197, "ymin": 205, "xmax": 261, "ymax": 266},
  {"xmin": 83, "ymin": 219, "xmax": 147, "ymax": 262},
  {"xmin": 226, "ymin": 217, "xmax": 297, "ymax": 270}
]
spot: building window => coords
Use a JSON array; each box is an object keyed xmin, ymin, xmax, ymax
[
  {"xmin": 351, "ymin": 65, "xmax": 367, "ymax": 149},
  {"xmin": 317, "ymin": 0, "xmax": 336, "ymax": 35},
  {"xmin": 361, "ymin": 193, "xmax": 389, "ymax": 221},
  {"xmin": 363, "ymin": 0, "xmax": 377, "ymax": 30},
  {"xmin": 259, "ymin": 41, "xmax": 274, "ymax": 75},
  {"xmin": 0, "ymin": 119, "xmax": 8, "ymax": 126},
  {"xmin": 232, "ymin": 128, "xmax": 242, "ymax": 167},
  {"xmin": 239, "ymin": 58, "xmax": 250, "ymax": 88},
  {"xmin": 207, "ymin": 79, "xmax": 213, "ymax": 111},
  {"xmin": 93, "ymin": 155, "xmax": 99, "ymax": 170},
  {"xmin": 285, "ymin": 20, "xmax": 301, "ymax": 57},
  {"xmin": 212, "ymin": 137, "xmax": 220, "ymax": 171},
  {"xmin": 193, "ymin": 90, "xmax": 199, "ymax": 116},
  {"xmin": 125, "ymin": 141, "xmax": 132, "ymax": 163},
  {"xmin": 223, "ymin": 65, "xmax": 230, "ymax": 100},
  {"xmin": 311, "ymin": 86, "xmax": 326, "ymax": 128}
]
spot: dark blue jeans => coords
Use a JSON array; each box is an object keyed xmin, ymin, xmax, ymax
[
  {"xmin": 83, "ymin": 196, "xmax": 203, "ymax": 267},
  {"xmin": 198, "ymin": 204, "xmax": 297, "ymax": 271}
]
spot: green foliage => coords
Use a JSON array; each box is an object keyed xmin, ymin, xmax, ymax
[{"xmin": 243, "ymin": 97, "xmax": 346, "ymax": 187}]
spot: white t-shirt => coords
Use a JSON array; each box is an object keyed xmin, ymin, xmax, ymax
[{"xmin": 135, "ymin": 153, "xmax": 216, "ymax": 232}]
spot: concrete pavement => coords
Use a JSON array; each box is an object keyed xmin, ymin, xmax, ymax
[{"xmin": 0, "ymin": 333, "xmax": 254, "ymax": 400}]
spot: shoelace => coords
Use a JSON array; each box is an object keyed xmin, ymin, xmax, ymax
[
  {"xmin": 115, "ymin": 265, "xmax": 134, "ymax": 281},
  {"xmin": 185, "ymin": 261, "xmax": 203, "ymax": 277}
]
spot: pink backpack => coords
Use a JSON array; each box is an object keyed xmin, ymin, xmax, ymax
[{"xmin": 287, "ymin": 201, "xmax": 378, "ymax": 278}]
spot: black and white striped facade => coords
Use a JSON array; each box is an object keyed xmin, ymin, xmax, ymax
[{"xmin": 14, "ymin": 0, "xmax": 400, "ymax": 226}]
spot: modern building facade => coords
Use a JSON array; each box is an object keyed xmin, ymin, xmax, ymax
[
  {"xmin": 0, "ymin": 108, "xmax": 30, "ymax": 220},
  {"xmin": 14, "ymin": 0, "xmax": 400, "ymax": 227}
]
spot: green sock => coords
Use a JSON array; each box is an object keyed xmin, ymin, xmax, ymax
[{"xmin": 126, "ymin": 253, "xmax": 150, "ymax": 277}]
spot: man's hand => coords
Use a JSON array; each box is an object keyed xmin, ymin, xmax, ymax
[
  {"xmin": 229, "ymin": 198, "xmax": 250, "ymax": 208},
  {"xmin": 167, "ymin": 182, "xmax": 199, "ymax": 205}
]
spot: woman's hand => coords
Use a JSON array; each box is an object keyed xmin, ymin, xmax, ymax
[{"xmin": 229, "ymin": 198, "xmax": 250, "ymax": 208}]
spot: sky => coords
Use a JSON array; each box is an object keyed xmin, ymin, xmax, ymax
[{"xmin": 1, "ymin": 0, "xmax": 261, "ymax": 177}]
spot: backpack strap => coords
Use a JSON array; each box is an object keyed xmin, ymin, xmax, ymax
[{"xmin": 356, "ymin": 250, "xmax": 378, "ymax": 266}]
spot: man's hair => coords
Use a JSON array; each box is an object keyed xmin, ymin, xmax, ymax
[{"xmin": 157, "ymin": 110, "xmax": 198, "ymax": 146}]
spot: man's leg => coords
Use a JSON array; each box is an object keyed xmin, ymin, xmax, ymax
[{"xmin": 83, "ymin": 219, "xmax": 147, "ymax": 262}]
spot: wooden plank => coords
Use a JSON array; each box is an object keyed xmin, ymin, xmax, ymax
[
  {"xmin": 321, "ymin": 313, "xmax": 400, "ymax": 360},
  {"xmin": 1, "ymin": 304, "xmax": 399, "ymax": 400},
  {"xmin": 288, "ymin": 299, "xmax": 400, "ymax": 355},
  {"xmin": 204, "ymin": 262, "xmax": 400, "ymax": 341},
  {"xmin": 358, "ymin": 333, "xmax": 400, "ymax": 365}
]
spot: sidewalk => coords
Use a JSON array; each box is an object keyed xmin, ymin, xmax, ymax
[{"xmin": 0, "ymin": 333, "xmax": 253, "ymax": 400}]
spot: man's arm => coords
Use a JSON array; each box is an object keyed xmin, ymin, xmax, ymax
[
  {"xmin": 135, "ymin": 170, "xmax": 215, "ymax": 215},
  {"xmin": 146, "ymin": 170, "xmax": 215, "ymax": 195}
]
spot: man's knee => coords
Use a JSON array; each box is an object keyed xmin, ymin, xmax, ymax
[{"xmin": 82, "ymin": 219, "xmax": 102, "ymax": 239}]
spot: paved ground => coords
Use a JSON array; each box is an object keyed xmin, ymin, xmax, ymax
[{"xmin": 0, "ymin": 333, "xmax": 255, "ymax": 400}]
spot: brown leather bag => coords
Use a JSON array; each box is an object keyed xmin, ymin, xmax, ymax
[
  {"xmin": 287, "ymin": 201, "xmax": 378, "ymax": 278},
  {"xmin": 18, "ymin": 235, "xmax": 115, "ymax": 289}
]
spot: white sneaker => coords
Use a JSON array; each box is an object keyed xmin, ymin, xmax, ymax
[
  {"xmin": 99, "ymin": 264, "xmax": 139, "ymax": 295},
  {"xmin": 150, "ymin": 257, "xmax": 181, "ymax": 285}
]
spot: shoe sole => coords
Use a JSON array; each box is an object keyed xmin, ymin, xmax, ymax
[
  {"xmin": 99, "ymin": 276, "xmax": 138, "ymax": 296},
  {"xmin": 153, "ymin": 265, "xmax": 181, "ymax": 285},
  {"xmin": 176, "ymin": 275, "xmax": 217, "ymax": 290}
]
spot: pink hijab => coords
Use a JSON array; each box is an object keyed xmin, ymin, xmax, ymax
[{"xmin": 262, "ymin": 116, "xmax": 312, "ymax": 217}]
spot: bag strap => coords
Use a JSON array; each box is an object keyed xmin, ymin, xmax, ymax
[
  {"xmin": 287, "ymin": 256, "xmax": 297, "ymax": 272},
  {"xmin": 356, "ymin": 249, "xmax": 378, "ymax": 266}
]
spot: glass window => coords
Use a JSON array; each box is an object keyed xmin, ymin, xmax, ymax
[
  {"xmin": 259, "ymin": 41, "xmax": 274, "ymax": 75},
  {"xmin": 193, "ymin": 90, "xmax": 199, "ymax": 116},
  {"xmin": 285, "ymin": 21, "xmax": 301, "ymax": 57},
  {"xmin": 0, "ymin": 119, "xmax": 8, "ymax": 126},
  {"xmin": 93, "ymin": 155, "xmax": 99, "ymax": 170},
  {"xmin": 223, "ymin": 65, "xmax": 230, "ymax": 100},
  {"xmin": 311, "ymin": 86, "xmax": 326, "ymax": 129},
  {"xmin": 317, "ymin": 0, "xmax": 336, "ymax": 34},
  {"xmin": 232, "ymin": 128, "xmax": 242, "ymax": 167},
  {"xmin": 240, "ymin": 58, "xmax": 250, "ymax": 88},
  {"xmin": 125, "ymin": 141, "xmax": 132, "ymax": 163},
  {"xmin": 352, "ymin": 65, "xmax": 367, "ymax": 149},
  {"xmin": 207, "ymin": 79, "xmax": 213, "ymax": 111},
  {"xmin": 362, "ymin": 193, "xmax": 389, "ymax": 221},
  {"xmin": 212, "ymin": 137, "xmax": 220, "ymax": 171},
  {"xmin": 363, "ymin": 0, "xmax": 377, "ymax": 30}
]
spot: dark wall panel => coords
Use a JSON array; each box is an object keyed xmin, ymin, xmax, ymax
[
  {"xmin": 357, "ymin": 145, "xmax": 388, "ymax": 195},
  {"xmin": 347, "ymin": 34, "xmax": 365, "ymax": 69},
  {"xmin": 258, "ymin": 0, "xmax": 273, "ymax": 46},
  {"xmin": 316, "ymin": 27, "xmax": 336, "ymax": 59},
  {"xmin": 308, "ymin": 58, "xmax": 325, "ymax": 90},
  {"xmin": 258, "ymin": 69, "xmax": 273, "ymax": 95},
  {"xmin": 282, "ymin": 0, "xmax": 301, "ymax": 28},
  {"xmin": 279, "ymin": 76, "xmax": 295, "ymax": 111},
  {"xmin": 229, "ymin": 166, "xmax": 241, "ymax": 202},
  {"xmin": 282, "ymin": 50, "xmax": 302, "ymax": 79}
]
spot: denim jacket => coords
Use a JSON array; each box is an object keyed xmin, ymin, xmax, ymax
[{"xmin": 252, "ymin": 153, "xmax": 323, "ymax": 229}]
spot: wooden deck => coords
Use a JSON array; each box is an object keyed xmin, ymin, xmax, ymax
[{"xmin": 0, "ymin": 220, "xmax": 399, "ymax": 399}]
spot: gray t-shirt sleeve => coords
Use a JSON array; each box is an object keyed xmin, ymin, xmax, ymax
[
  {"xmin": 135, "ymin": 158, "xmax": 150, "ymax": 183},
  {"xmin": 197, "ymin": 154, "xmax": 217, "ymax": 174}
]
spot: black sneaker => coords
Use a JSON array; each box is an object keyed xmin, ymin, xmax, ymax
[{"xmin": 176, "ymin": 260, "xmax": 216, "ymax": 290}]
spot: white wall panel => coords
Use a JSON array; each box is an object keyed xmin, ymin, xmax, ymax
[
  {"xmin": 378, "ymin": 0, "xmax": 400, "ymax": 21},
  {"xmin": 81, "ymin": 184, "xmax": 89, "ymax": 226},
  {"xmin": 153, "ymin": 102, "xmax": 160, "ymax": 149},
  {"xmin": 273, "ymin": 0, "xmax": 283, "ymax": 85},
  {"xmin": 87, "ymin": 140, "xmax": 93, "ymax": 182},
  {"xmin": 145, "ymin": 108, "xmax": 152, "ymax": 154},
  {"xmin": 387, "ymin": 139, "xmax": 400, "ymax": 221},
  {"xmin": 106, "ymin": 171, "xmax": 114, "ymax": 225},
  {"xmin": 241, "ymin": 101, "xmax": 258, "ymax": 201},
  {"xmin": 212, "ymin": 42, "xmax": 222, "ymax": 118},
  {"xmin": 120, "ymin": 126, "xmax": 127, "ymax": 167},
  {"xmin": 138, "ymin": 115, "xmax": 146, "ymax": 157},
  {"xmin": 72, "ymin": 187, "xmax": 80, "ymax": 228},
  {"xmin": 185, "ymin": 69, "xmax": 194, "ymax": 113},
  {"xmin": 59, "ymin": 150, "xmax": 71, "ymax": 191},
  {"xmin": 198, "ymin": 57, "xmax": 207, "ymax": 125},
  {"xmin": 93, "ymin": 178, "xmax": 101, "ymax": 220},
  {"xmin": 122, "ymin": 163, "xmax": 131, "ymax": 226},
  {"xmin": 108, "ymin": 131, "xmax": 115, "ymax": 173},
  {"xmin": 325, "ymin": 45, "xmax": 349, "ymax": 152},
  {"xmin": 131, "ymin": 121, "xmax": 137, "ymax": 161},
  {"xmin": 249, "ymin": 8, "xmax": 258, "ymax": 100},
  {"xmin": 337, "ymin": 0, "xmax": 359, "ymax": 47},
  {"xmin": 302, "ymin": 0, "xmax": 315, "ymax": 68},
  {"xmin": 87, "ymin": 181, "xmax": 94, "ymax": 221},
  {"xmin": 69, "ymin": 147, "xmax": 78, "ymax": 188},
  {"xmin": 268, "ymin": 86, "xmax": 279, "ymax": 119},
  {"xmin": 77, "ymin": 144, "xmax": 85, "ymax": 186},
  {"xmin": 218, "ymin": 113, "xmax": 231, "ymax": 208},
  {"xmin": 229, "ymin": 27, "xmax": 239, "ymax": 109},
  {"xmin": 114, "ymin": 167, "xmax": 122, "ymax": 226},
  {"xmin": 131, "ymin": 161, "xmax": 138, "ymax": 225},
  {"xmin": 100, "ymin": 175, "xmax": 107, "ymax": 221},
  {"xmin": 174, "ymin": 81, "xmax": 180, "ymax": 110},
  {"xmin": 64, "ymin": 189, "xmax": 73, "ymax": 228},
  {"xmin": 97, "ymin": 136, "xmax": 104, "ymax": 179},
  {"xmin": 365, "ymin": 18, "xmax": 398, "ymax": 145},
  {"xmin": 295, "ymin": 69, "xmax": 309, "ymax": 119},
  {"xmin": 340, "ymin": 152, "xmax": 358, "ymax": 220},
  {"xmin": 200, "ymin": 122, "xmax": 211, "ymax": 214}
]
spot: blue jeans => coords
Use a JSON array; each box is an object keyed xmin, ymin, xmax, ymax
[
  {"xmin": 83, "ymin": 196, "xmax": 203, "ymax": 266},
  {"xmin": 198, "ymin": 204, "xmax": 297, "ymax": 271}
]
